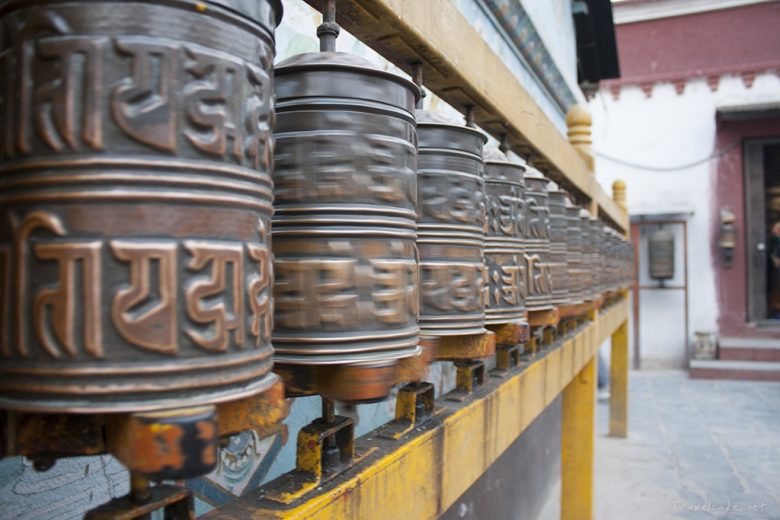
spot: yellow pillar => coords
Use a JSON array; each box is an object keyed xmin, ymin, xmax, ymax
[
  {"xmin": 561, "ymin": 356, "xmax": 596, "ymax": 520},
  {"xmin": 609, "ymin": 321, "xmax": 629, "ymax": 438},
  {"xmin": 610, "ymin": 179, "xmax": 630, "ymax": 438}
]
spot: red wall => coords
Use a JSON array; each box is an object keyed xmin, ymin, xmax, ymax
[
  {"xmin": 715, "ymin": 117, "xmax": 780, "ymax": 337},
  {"xmin": 613, "ymin": 2, "xmax": 780, "ymax": 84}
]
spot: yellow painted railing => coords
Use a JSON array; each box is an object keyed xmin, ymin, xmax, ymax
[{"xmin": 204, "ymin": 300, "xmax": 630, "ymax": 520}]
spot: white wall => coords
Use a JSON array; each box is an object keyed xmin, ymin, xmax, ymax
[{"xmin": 591, "ymin": 73, "xmax": 780, "ymax": 367}]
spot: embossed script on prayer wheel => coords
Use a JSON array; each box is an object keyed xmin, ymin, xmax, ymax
[
  {"xmin": 547, "ymin": 182, "xmax": 569, "ymax": 306},
  {"xmin": 271, "ymin": 53, "xmax": 420, "ymax": 388},
  {"xmin": 594, "ymin": 222, "xmax": 607, "ymax": 296},
  {"xmin": 565, "ymin": 201, "xmax": 585, "ymax": 305},
  {"xmin": 417, "ymin": 112, "xmax": 487, "ymax": 336},
  {"xmin": 523, "ymin": 168, "xmax": 553, "ymax": 311},
  {"xmin": 483, "ymin": 148, "xmax": 527, "ymax": 326},
  {"xmin": 0, "ymin": 0, "xmax": 282, "ymax": 413},
  {"xmin": 580, "ymin": 210, "xmax": 597, "ymax": 302}
]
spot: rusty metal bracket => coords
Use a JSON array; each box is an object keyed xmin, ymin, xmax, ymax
[
  {"xmin": 491, "ymin": 344, "xmax": 522, "ymax": 378},
  {"xmin": 84, "ymin": 484, "xmax": 194, "ymax": 520},
  {"xmin": 447, "ymin": 360, "xmax": 486, "ymax": 402},
  {"xmin": 262, "ymin": 413, "xmax": 371, "ymax": 505},
  {"xmin": 543, "ymin": 326, "xmax": 557, "ymax": 348},
  {"xmin": 377, "ymin": 382, "xmax": 439, "ymax": 440}
]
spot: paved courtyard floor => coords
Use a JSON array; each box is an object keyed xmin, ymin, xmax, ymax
[{"xmin": 539, "ymin": 370, "xmax": 780, "ymax": 520}]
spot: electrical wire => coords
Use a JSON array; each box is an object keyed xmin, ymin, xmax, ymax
[{"xmin": 593, "ymin": 140, "xmax": 739, "ymax": 172}]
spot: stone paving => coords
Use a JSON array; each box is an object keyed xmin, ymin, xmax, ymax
[{"xmin": 540, "ymin": 370, "xmax": 780, "ymax": 520}]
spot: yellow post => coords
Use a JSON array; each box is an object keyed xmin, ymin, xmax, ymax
[
  {"xmin": 609, "ymin": 320, "xmax": 629, "ymax": 438},
  {"xmin": 561, "ymin": 356, "xmax": 596, "ymax": 520},
  {"xmin": 610, "ymin": 179, "xmax": 629, "ymax": 438}
]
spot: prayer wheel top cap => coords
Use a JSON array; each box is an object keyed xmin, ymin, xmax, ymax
[
  {"xmin": 416, "ymin": 110, "xmax": 487, "ymax": 139},
  {"xmin": 484, "ymin": 146, "xmax": 525, "ymax": 184},
  {"xmin": 523, "ymin": 165, "xmax": 548, "ymax": 192},
  {"xmin": 200, "ymin": 0, "xmax": 283, "ymax": 26},
  {"xmin": 415, "ymin": 109, "xmax": 488, "ymax": 158},
  {"xmin": 524, "ymin": 165, "xmax": 546, "ymax": 180},
  {"xmin": 275, "ymin": 52, "xmax": 421, "ymax": 110},
  {"xmin": 546, "ymin": 180, "xmax": 567, "ymax": 195}
]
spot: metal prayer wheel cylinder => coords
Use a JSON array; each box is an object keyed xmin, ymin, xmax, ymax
[
  {"xmin": 0, "ymin": 0, "xmax": 281, "ymax": 413},
  {"xmin": 588, "ymin": 216, "xmax": 604, "ymax": 298},
  {"xmin": 271, "ymin": 52, "xmax": 420, "ymax": 401},
  {"xmin": 649, "ymin": 228, "xmax": 675, "ymax": 281},
  {"xmin": 565, "ymin": 202, "xmax": 585, "ymax": 305},
  {"xmin": 579, "ymin": 210, "xmax": 596, "ymax": 302},
  {"xmin": 417, "ymin": 111, "xmax": 487, "ymax": 336},
  {"xmin": 547, "ymin": 183, "xmax": 569, "ymax": 306},
  {"xmin": 483, "ymin": 148, "xmax": 527, "ymax": 326},
  {"xmin": 523, "ymin": 168, "xmax": 553, "ymax": 312},
  {"xmin": 607, "ymin": 229, "xmax": 621, "ymax": 292}
]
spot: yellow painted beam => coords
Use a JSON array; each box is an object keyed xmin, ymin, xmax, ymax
[
  {"xmin": 609, "ymin": 320, "xmax": 629, "ymax": 438},
  {"xmin": 561, "ymin": 357, "xmax": 596, "ymax": 520},
  {"xmin": 306, "ymin": 0, "xmax": 629, "ymax": 233},
  {"xmin": 204, "ymin": 301, "xmax": 629, "ymax": 520}
]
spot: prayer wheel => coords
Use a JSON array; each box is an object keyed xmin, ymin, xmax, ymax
[
  {"xmin": 0, "ymin": 0, "xmax": 282, "ymax": 413},
  {"xmin": 523, "ymin": 168, "xmax": 553, "ymax": 312},
  {"xmin": 483, "ymin": 148, "xmax": 527, "ymax": 326},
  {"xmin": 588, "ymin": 216, "xmax": 605, "ymax": 298},
  {"xmin": 649, "ymin": 228, "xmax": 675, "ymax": 281},
  {"xmin": 271, "ymin": 51, "xmax": 421, "ymax": 401},
  {"xmin": 565, "ymin": 200, "xmax": 585, "ymax": 305},
  {"xmin": 547, "ymin": 182, "xmax": 569, "ymax": 306},
  {"xmin": 580, "ymin": 210, "xmax": 596, "ymax": 302},
  {"xmin": 417, "ymin": 111, "xmax": 487, "ymax": 336}
]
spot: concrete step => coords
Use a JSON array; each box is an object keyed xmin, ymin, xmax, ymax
[
  {"xmin": 717, "ymin": 337, "xmax": 780, "ymax": 362},
  {"xmin": 689, "ymin": 359, "xmax": 780, "ymax": 381}
]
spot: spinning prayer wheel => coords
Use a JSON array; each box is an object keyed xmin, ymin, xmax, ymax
[
  {"xmin": 547, "ymin": 182, "xmax": 569, "ymax": 306},
  {"xmin": 416, "ymin": 111, "xmax": 487, "ymax": 337},
  {"xmin": 579, "ymin": 210, "xmax": 597, "ymax": 302},
  {"xmin": 522, "ymin": 168, "xmax": 553, "ymax": 312},
  {"xmin": 271, "ymin": 49, "xmax": 421, "ymax": 402},
  {"xmin": 565, "ymin": 200, "xmax": 585, "ymax": 305},
  {"xmin": 483, "ymin": 148, "xmax": 527, "ymax": 326},
  {"xmin": 0, "ymin": 0, "xmax": 282, "ymax": 414}
]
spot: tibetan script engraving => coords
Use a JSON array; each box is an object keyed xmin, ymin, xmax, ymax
[
  {"xmin": 184, "ymin": 241, "xmax": 245, "ymax": 352},
  {"xmin": 32, "ymin": 241, "xmax": 103, "ymax": 359},
  {"xmin": 111, "ymin": 241, "xmax": 178, "ymax": 355},
  {"xmin": 370, "ymin": 259, "xmax": 418, "ymax": 324},
  {"xmin": 422, "ymin": 262, "xmax": 483, "ymax": 312},
  {"xmin": 274, "ymin": 259, "xmax": 358, "ymax": 330},
  {"xmin": 112, "ymin": 37, "xmax": 179, "ymax": 151}
]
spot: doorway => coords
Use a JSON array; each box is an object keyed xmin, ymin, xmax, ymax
[{"xmin": 745, "ymin": 139, "xmax": 780, "ymax": 323}]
